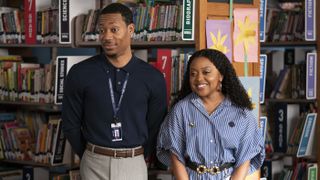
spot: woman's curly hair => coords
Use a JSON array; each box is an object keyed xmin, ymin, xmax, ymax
[{"xmin": 173, "ymin": 49, "xmax": 253, "ymax": 110}]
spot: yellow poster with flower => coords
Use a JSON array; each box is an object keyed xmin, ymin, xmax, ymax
[{"xmin": 233, "ymin": 8, "xmax": 259, "ymax": 62}]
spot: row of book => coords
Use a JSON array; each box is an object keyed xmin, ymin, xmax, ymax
[
  {"xmin": 0, "ymin": 59, "xmax": 55, "ymax": 103},
  {"xmin": 269, "ymin": 63, "xmax": 306, "ymax": 99},
  {"xmin": 0, "ymin": 7, "xmax": 59, "ymax": 44},
  {"xmin": 0, "ymin": 166, "xmax": 80, "ymax": 180},
  {"xmin": 0, "ymin": 112, "xmax": 68, "ymax": 165},
  {"xmin": 269, "ymin": 102, "xmax": 317, "ymax": 157},
  {"xmin": 262, "ymin": 159, "xmax": 317, "ymax": 180},
  {"xmin": 265, "ymin": 7, "xmax": 305, "ymax": 42},
  {"xmin": 81, "ymin": 3, "xmax": 183, "ymax": 42}
]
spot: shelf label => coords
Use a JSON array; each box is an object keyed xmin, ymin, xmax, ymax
[
  {"xmin": 260, "ymin": 54, "xmax": 267, "ymax": 104},
  {"xmin": 259, "ymin": 0, "xmax": 267, "ymax": 42},
  {"xmin": 260, "ymin": 116, "xmax": 267, "ymax": 141},
  {"xmin": 182, "ymin": 0, "xmax": 195, "ymax": 41},
  {"xmin": 305, "ymin": 0, "xmax": 316, "ymax": 41},
  {"xmin": 55, "ymin": 57, "xmax": 67, "ymax": 104},
  {"xmin": 24, "ymin": 0, "xmax": 36, "ymax": 44},
  {"xmin": 306, "ymin": 53, "xmax": 317, "ymax": 100},
  {"xmin": 59, "ymin": 0, "xmax": 70, "ymax": 43}
]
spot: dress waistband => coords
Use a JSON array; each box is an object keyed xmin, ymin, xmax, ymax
[{"xmin": 86, "ymin": 143, "xmax": 144, "ymax": 158}]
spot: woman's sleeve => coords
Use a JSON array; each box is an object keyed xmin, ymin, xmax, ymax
[
  {"xmin": 157, "ymin": 107, "xmax": 186, "ymax": 167},
  {"xmin": 234, "ymin": 112, "xmax": 266, "ymax": 174}
]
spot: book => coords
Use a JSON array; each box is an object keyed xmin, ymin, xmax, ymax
[
  {"xmin": 22, "ymin": 166, "xmax": 49, "ymax": 180},
  {"xmin": 297, "ymin": 113, "xmax": 317, "ymax": 157},
  {"xmin": 54, "ymin": 56, "xmax": 91, "ymax": 104},
  {"xmin": 273, "ymin": 103, "xmax": 300, "ymax": 153},
  {"xmin": 261, "ymin": 159, "xmax": 284, "ymax": 179},
  {"xmin": 307, "ymin": 163, "xmax": 318, "ymax": 180},
  {"xmin": 50, "ymin": 119, "xmax": 66, "ymax": 165},
  {"xmin": 153, "ymin": 49, "xmax": 172, "ymax": 105}
]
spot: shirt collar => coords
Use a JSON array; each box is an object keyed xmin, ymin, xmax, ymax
[
  {"xmin": 189, "ymin": 92, "xmax": 231, "ymax": 109},
  {"xmin": 100, "ymin": 54, "xmax": 138, "ymax": 73}
]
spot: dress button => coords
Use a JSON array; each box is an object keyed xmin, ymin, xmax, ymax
[
  {"xmin": 118, "ymin": 81, "xmax": 121, "ymax": 85},
  {"xmin": 210, "ymin": 161, "xmax": 213, "ymax": 164},
  {"xmin": 210, "ymin": 139, "xmax": 213, "ymax": 143},
  {"xmin": 117, "ymin": 69, "xmax": 120, "ymax": 72}
]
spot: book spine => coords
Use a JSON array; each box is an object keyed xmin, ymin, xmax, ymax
[
  {"xmin": 24, "ymin": 0, "xmax": 36, "ymax": 44},
  {"xmin": 297, "ymin": 113, "xmax": 317, "ymax": 157},
  {"xmin": 51, "ymin": 120, "xmax": 66, "ymax": 165}
]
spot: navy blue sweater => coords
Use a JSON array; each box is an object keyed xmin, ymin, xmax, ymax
[{"xmin": 62, "ymin": 54, "xmax": 167, "ymax": 158}]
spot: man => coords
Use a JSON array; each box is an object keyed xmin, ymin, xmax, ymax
[{"xmin": 62, "ymin": 3, "xmax": 167, "ymax": 179}]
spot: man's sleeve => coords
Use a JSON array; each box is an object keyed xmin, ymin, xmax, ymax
[
  {"xmin": 144, "ymin": 73, "xmax": 167, "ymax": 157},
  {"xmin": 61, "ymin": 66, "xmax": 86, "ymax": 158}
]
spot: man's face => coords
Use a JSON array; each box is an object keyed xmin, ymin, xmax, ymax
[{"xmin": 98, "ymin": 13, "xmax": 134, "ymax": 57}]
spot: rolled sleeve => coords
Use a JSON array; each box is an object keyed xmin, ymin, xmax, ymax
[
  {"xmin": 235, "ymin": 113, "xmax": 265, "ymax": 174},
  {"xmin": 157, "ymin": 108, "xmax": 186, "ymax": 167}
]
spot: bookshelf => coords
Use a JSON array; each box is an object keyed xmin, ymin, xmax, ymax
[
  {"xmin": 2, "ymin": 0, "xmax": 194, "ymax": 179},
  {"xmin": 261, "ymin": 0, "xmax": 319, "ymax": 179},
  {"xmin": 7, "ymin": 0, "xmax": 320, "ymax": 179},
  {"xmin": 195, "ymin": 0, "xmax": 319, "ymax": 179}
]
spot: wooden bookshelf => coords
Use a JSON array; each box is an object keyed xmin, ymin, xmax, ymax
[
  {"xmin": 195, "ymin": 0, "xmax": 319, "ymax": 178},
  {"xmin": 0, "ymin": 159, "xmax": 63, "ymax": 167},
  {"xmin": 75, "ymin": 40, "xmax": 195, "ymax": 48},
  {"xmin": 265, "ymin": 98, "xmax": 317, "ymax": 104},
  {"xmin": 0, "ymin": 44, "xmax": 72, "ymax": 48},
  {"xmin": 261, "ymin": 41, "xmax": 317, "ymax": 48},
  {"xmin": 316, "ymin": 0, "xmax": 320, "ymax": 178},
  {"xmin": 0, "ymin": 101, "xmax": 61, "ymax": 112}
]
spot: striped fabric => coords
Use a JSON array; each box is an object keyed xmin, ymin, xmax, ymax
[{"xmin": 157, "ymin": 93, "xmax": 265, "ymax": 180}]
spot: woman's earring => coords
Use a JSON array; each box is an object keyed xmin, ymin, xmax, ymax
[{"xmin": 219, "ymin": 82, "xmax": 222, "ymax": 91}]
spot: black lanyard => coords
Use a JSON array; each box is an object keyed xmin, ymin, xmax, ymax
[{"xmin": 108, "ymin": 72, "xmax": 129, "ymax": 123}]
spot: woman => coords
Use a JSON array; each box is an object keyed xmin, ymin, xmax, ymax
[{"xmin": 157, "ymin": 49, "xmax": 265, "ymax": 180}]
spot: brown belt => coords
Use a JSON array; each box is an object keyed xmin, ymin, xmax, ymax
[{"xmin": 86, "ymin": 144, "xmax": 144, "ymax": 158}]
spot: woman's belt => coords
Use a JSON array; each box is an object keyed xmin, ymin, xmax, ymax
[{"xmin": 186, "ymin": 158, "xmax": 234, "ymax": 175}]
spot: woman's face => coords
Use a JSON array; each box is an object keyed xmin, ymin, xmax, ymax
[{"xmin": 189, "ymin": 57, "xmax": 223, "ymax": 99}]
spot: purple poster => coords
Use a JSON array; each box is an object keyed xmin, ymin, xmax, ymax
[
  {"xmin": 305, "ymin": 0, "xmax": 316, "ymax": 41},
  {"xmin": 306, "ymin": 53, "xmax": 317, "ymax": 99},
  {"xmin": 206, "ymin": 20, "xmax": 232, "ymax": 61}
]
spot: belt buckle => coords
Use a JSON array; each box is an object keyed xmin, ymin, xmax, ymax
[
  {"xmin": 113, "ymin": 150, "xmax": 118, "ymax": 158},
  {"xmin": 196, "ymin": 165, "xmax": 207, "ymax": 174},
  {"xmin": 209, "ymin": 166, "xmax": 220, "ymax": 175}
]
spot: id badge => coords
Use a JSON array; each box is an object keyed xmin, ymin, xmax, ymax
[{"xmin": 111, "ymin": 122, "xmax": 122, "ymax": 142}]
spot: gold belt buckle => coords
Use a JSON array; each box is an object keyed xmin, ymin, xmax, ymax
[
  {"xmin": 196, "ymin": 165, "xmax": 207, "ymax": 174},
  {"xmin": 209, "ymin": 166, "xmax": 220, "ymax": 175}
]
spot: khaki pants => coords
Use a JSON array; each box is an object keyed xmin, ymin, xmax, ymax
[{"xmin": 80, "ymin": 149, "xmax": 147, "ymax": 180}]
